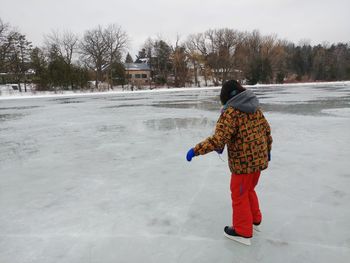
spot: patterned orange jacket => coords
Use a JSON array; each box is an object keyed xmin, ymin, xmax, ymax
[{"xmin": 194, "ymin": 91, "xmax": 272, "ymax": 174}]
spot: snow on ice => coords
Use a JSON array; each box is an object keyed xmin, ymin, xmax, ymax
[{"xmin": 0, "ymin": 82, "xmax": 350, "ymax": 262}]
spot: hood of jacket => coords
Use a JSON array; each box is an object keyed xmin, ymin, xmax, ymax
[{"xmin": 223, "ymin": 89, "xmax": 259, "ymax": 113}]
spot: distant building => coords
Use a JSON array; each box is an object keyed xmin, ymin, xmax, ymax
[{"xmin": 124, "ymin": 63, "xmax": 151, "ymax": 86}]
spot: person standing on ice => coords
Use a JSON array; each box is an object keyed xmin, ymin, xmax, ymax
[{"xmin": 186, "ymin": 80, "xmax": 272, "ymax": 246}]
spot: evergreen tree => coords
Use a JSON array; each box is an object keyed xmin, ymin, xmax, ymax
[
  {"xmin": 151, "ymin": 40, "xmax": 172, "ymax": 84},
  {"xmin": 246, "ymin": 57, "xmax": 261, "ymax": 85},
  {"xmin": 30, "ymin": 47, "xmax": 49, "ymax": 90},
  {"xmin": 110, "ymin": 62, "xmax": 126, "ymax": 85},
  {"xmin": 125, "ymin": 53, "xmax": 133, "ymax": 63},
  {"xmin": 71, "ymin": 64, "xmax": 89, "ymax": 89},
  {"xmin": 7, "ymin": 32, "xmax": 32, "ymax": 91},
  {"xmin": 47, "ymin": 56, "xmax": 70, "ymax": 90},
  {"xmin": 260, "ymin": 58, "xmax": 272, "ymax": 83}
]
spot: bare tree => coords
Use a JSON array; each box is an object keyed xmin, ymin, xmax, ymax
[
  {"xmin": 199, "ymin": 29, "xmax": 242, "ymax": 85},
  {"xmin": 80, "ymin": 25, "xmax": 109, "ymax": 90},
  {"xmin": 103, "ymin": 24, "xmax": 128, "ymax": 89},
  {"xmin": 185, "ymin": 35, "xmax": 202, "ymax": 87},
  {"xmin": 0, "ymin": 18, "xmax": 8, "ymax": 40},
  {"xmin": 235, "ymin": 31, "xmax": 290, "ymax": 84},
  {"xmin": 0, "ymin": 18, "xmax": 12, "ymax": 73},
  {"xmin": 185, "ymin": 29, "xmax": 243, "ymax": 86},
  {"xmin": 186, "ymin": 33, "xmax": 210, "ymax": 86},
  {"xmin": 44, "ymin": 30, "xmax": 79, "ymax": 89},
  {"xmin": 80, "ymin": 24, "xmax": 127, "ymax": 90},
  {"xmin": 171, "ymin": 35, "xmax": 189, "ymax": 87},
  {"xmin": 236, "ymin": 30, "xmax": 263, "ymax": 84},
  {"xmin": 45, "ymin": 30, "xmax": 79, "ymax": 66}
]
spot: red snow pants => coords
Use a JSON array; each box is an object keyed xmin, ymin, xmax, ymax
[{"xmin": 230, "ymin": 171, "xmax": 262, "ymax": 237}]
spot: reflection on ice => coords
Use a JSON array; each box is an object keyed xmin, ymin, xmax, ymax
[
  {"xmin": 0, "ymin": 113, "xmax": 24, "ymax": 122},
  {"xmin": 152, "ymin": 100, "xmax": 220, "ymax": 111},
  {"xmin": 0, "ymin": 138, "xmax": 39, "ymax": 164},
  {"xmin": 97, "ymin": 124, "xmax": 126, "ymax": 133},
  {"xmin": 58, "ymin": 100, "xmax": 84, "ymax": 104},
  {"xmin": 103, "ymin": 104, "xmax": 148, "ymax": 109},
  {"xmin": 0, "ymin": 106, "xmax": 40, "ymax": 110},
  {"xmin": 145, "ymin": 118, "xmax": 216, "ymax": 131},
  {"xmin": 261, "ymin": 96, "xmax": 350, "ymax": 116}
]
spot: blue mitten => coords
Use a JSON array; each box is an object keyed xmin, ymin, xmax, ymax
[
  {"xmin": 186, "ymin": 148, "xmax": 195, "ymax": 162},
  {"xmin": 215, "ymin": 148, "xmax": 224, "ymax": 154}
]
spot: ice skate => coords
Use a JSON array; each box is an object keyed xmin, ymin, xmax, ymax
[
  {"xmin": 253, "ymin": 222, "xmax": 261, "ymax": 232},
  {"xmin": 224, "ymin": 226, "xmax": 252, "ymax": 246}
]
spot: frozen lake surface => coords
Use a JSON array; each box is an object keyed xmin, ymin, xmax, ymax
[{"xmin": 1, "ymin": 83, "xmax": 350, "ymax": 263}]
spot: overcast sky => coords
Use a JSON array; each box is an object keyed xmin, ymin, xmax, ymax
[{"xmin": 0, "ymin": 0, "xmax": 349, "ymax": 57}]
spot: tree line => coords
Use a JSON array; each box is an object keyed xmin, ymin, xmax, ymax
[{"xmin": 1, "ymin": 18, "xmax": 350, "ymax": 92}]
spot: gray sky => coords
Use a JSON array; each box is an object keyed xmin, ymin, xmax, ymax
[{"xmin": 0, "ymin": 0, "xmax": 349, "ymax": 57}]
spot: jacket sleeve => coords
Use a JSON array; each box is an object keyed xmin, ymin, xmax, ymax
[
  {"xmin": 262, "ymin": 114, "xmax": 273, "ymax": 152},
  {"xmin": 194, "ymin": 110, "xmax": 236, "ymax": 156}
]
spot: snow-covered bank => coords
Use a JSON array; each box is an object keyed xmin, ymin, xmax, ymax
[
  {"xmin": 1, "ymin": 81, "xmax": 350, "ymax": 101},
  {"xmin": 249, "ymin": 80, "xmax": 350, "ymax": 88},
  {"xmin": 0, "ymin": 86, "xmax": 220, "ymax": 100}
]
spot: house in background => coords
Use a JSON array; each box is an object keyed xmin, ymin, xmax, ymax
[{"xmin": 124, "ymin": 63, "xmax": 151, "ymax": 87}]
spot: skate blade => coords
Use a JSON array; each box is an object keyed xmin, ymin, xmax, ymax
[
  {"xmin": 253, "ymin": 225, "xmax": 261, "ymax": 232},
  {"xmin": 224, "ymin": 232, "xmax": 251, "ymax": 246}
]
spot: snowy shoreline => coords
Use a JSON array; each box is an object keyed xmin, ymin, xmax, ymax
[{"xmin": 1, "ymin": 81, "xmax": 350, "ymax": 101}]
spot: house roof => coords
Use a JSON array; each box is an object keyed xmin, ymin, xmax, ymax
[{"xmin": 124, "ymin": 63, "xmax": 151, "ymax": 71}]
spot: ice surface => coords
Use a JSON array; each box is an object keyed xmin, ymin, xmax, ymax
[{"xmin": 1, "ymin": 83, "xmax": 350, "ymax": 263}]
